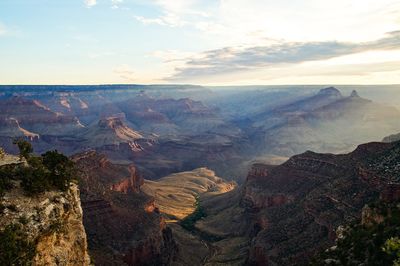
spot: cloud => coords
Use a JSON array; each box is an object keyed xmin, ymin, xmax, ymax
[
  {"xmin": 84, "ymin": 0, "xmax": 97, "ymax": 8},
  {"xmin": 134, "ymin": 13, "xmax": 186, "ymax": 27},
  {"xmin": 168, "ymin": 31, "xmax": 400, "ymax": 80},
  {"xmin": 133, "ymin": 0, "xmax": 211, "ymax": 28},
  {"xmin": 111, "ymin": 0, "xmax": 123, "ymax": 9},
  {"xmin": 113, "ymin": 64, "xmax": 136, "ymax": 82}
]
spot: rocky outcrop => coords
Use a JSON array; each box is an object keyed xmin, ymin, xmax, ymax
[
  {"xmin": 0, "ymin": 96, "xmax": 83, "ymax": 135},
  {"xmin": 361, "ymin": 205, "xmax": 385, "ymax": 227},
  {"xmin": 111, "ymin": 165, "xmax": 144, "ymax": 193},
  {"xmin": 123, "ymin": 226, "xmax": 176, "ymax": 266},
  {"xmin": 0, "ymin": 183, "xmax": 90, "ymax": 266},
  {"xmin": 239, "ymin": 141, "xmax": 400, "ymax": 265},
  {"xmin": 247, "ymin": 164, "xmax": 271, "ymax": 179},
  {"xmin": 73, "ymin": 151, "xmax": 177, "ymax": 265}
]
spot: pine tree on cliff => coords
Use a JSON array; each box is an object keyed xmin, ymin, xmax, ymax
[{"xmin": 13, "ymin": 138, "xmax": 33, "ymax": 160}]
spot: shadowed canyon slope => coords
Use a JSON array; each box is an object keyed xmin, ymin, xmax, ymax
[
  {"xmin": 196, "ymin": 140, "xmax": 400, "ymax": 265},
  {"xmin": 72, "ymin": 151, "xmax": 177, "ymax": 265},
  {"xmin": 124, "ymin": 140, "xmax": 400, "ymax": 265}
]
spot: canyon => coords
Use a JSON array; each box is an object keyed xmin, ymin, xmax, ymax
[
  {"xmin": 1, "ymin": 85, "xmax": 399, "ymax": 182},
  {"xmin": 1, "ymin": 84, "xmax": 400, "ymax": 265}
]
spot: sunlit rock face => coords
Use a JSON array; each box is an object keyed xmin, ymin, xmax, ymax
[
  {"xmin": 0, "ymin": 182, "xmax": 90, "ymax": 266},
  {"xmin": 0, "ymin": 96, "xmax": 83, "ymax": 135}
]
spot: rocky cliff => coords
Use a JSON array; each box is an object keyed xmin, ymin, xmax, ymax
[
  {"xmin": 73, "ymin": 151, "xmax": 177, "ymax": 265},
  {"xmin": 189, "ymin": 140, "xmax": 400, "ymax": 265},
  {"xmin": 312, "ymin": 201, "xmax": 400, "ymax": 265},
  {"xmin": 241, "ymin": 140, "xmax": 400, "ymax": 265},
  {"xmin": 0, "ymin": 178, "xmax": 90, "ymax": 265}
]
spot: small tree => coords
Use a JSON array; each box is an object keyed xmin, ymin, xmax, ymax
[
  {"xmin": 383, "ymin": 237, "xmax": 400, "ymax": 265},
  {"xmin": 20, "ymin": 156, "xmax": 51, "ymax": 195},
  {"xmin": 13, "ymin": 139, "xmax": 33, "ymax": 160},
  {"xmin": 42, "ymin": 150, "xmax": 75, "ymax": 191}
]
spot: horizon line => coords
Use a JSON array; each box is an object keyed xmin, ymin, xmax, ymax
[{"xmin": 0, "ymin": 83, "xmax": 399, "ymax": 87}]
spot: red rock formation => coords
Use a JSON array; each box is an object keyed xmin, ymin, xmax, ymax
[
  {"xmin": 361, "ymin": 205, "xmax": 385, "ymax": 227},
  {"xmin": 144, "ymin": 199, "xmax": 159, "ymax": 213},
  {"xmin": 73, "ymin": 151, "xmax": 177, "ymax": 265},
  {"xmin": 0, "ymin": 96, "xmax": 82, "ymax": 133},
  {"xmin": 240, "ymin": 141, "xmax": 400, "ymax": 265},
  {"xmin": 247, "ymin": 164, "xmax": 270, "ymax": 179},
  {"xmin": 111, "ymin": 165, "xmax": 144, "ymax": 193}
]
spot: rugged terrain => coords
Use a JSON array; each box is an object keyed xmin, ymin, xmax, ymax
[
  {"xmin": 73, "ymin": 151, "xmax": 177, "ymax": 265},
  {"xmin": 0, "ymin": 153, "xmax": 90, "ymax": 265},
  {"xmin": 246, "ymin": 87, "xmax": 400, "ymax": 156},
  {"xmin": 1, "ymin": 85, "xmax": 400, "ymax": 265},
  {"xmin": 140, "ymin": 139, "xmax": 400, "ymax": 265},
  {"xmin": 199, "ymin": 140, "xmax": 400, "ymax": 265},
  {"xmin": 1, "ymin": 85, "xmax": 399, "ymax": 182},
  {"xmin": 312, "ymin": 201, "xmax": 400, "ymax": 265}
]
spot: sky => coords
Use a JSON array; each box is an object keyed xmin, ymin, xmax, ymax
[{"xmin": 0, "ymin": 0, "xmax": 399, "ymax": 85}]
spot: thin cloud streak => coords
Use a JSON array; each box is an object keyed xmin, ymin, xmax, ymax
[{"xmin": 168, "ymin": 31, "xmax": 400, "ymax": 80}]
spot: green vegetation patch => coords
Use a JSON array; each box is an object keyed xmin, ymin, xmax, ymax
[
  {"xmin": 312, "ymin": 202, "xmax": 400, "ymax": 265},
  {"xmin": 0, "ymin": 223, "xmax": 36, "ymax": 266},
  {"xmin": 179, "ymin": 197, "xmax": 224, "ymax": 242},
  {"xmin": 0, "ymin": 164, "xmax": 15, "ymax": 197},
  {"xmin": 0, "ymin": 139, "xmax": 76, "ymax": 196},
  {"xmin": 180, "ymin": 197, "xmax": 207, "ymax": 232}
]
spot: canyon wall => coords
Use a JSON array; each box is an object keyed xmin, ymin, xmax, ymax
[{"xmin": 0, "ymin": 182, "xmax": 90, "ymax": 265}]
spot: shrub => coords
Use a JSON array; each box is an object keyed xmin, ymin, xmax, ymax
[
  {"xmin": 180, "ymin": 197, "xmax": 206, "ymax": 232},
  {"xmin": 0, "ymin": 223, "xmax": 36, "ymax": 265},
  {"xmin": 312, "ymin": 202, "xmax": 400, "ymax": 265},
  {"xmin": 42, "ymin": 150, "xmax": 76, "ymax": 192},
  {"xmin": 0, "ymin": 165, "xmax": 14, "ymax": 197},
  {"xmin": 383, "ymin": 237, "xmax": 400, "ymax": 265},
  {"xmin": 0, "ymin": 147, "xmax": 4, "ymax": 159},
  {"xmin": 13, "ymin": 139, "xmax": 33, "ymax": 160},
  {"xmin": 20, "ymin": 150, "xmax": 76, "ymax": 195},
  {"xmin": 1, "ymin": 141, "xmax": 76, "ymax": 196},
  {"xmin": 20, "ymin": 156, "xmax": 51, "ymax": 195}
]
